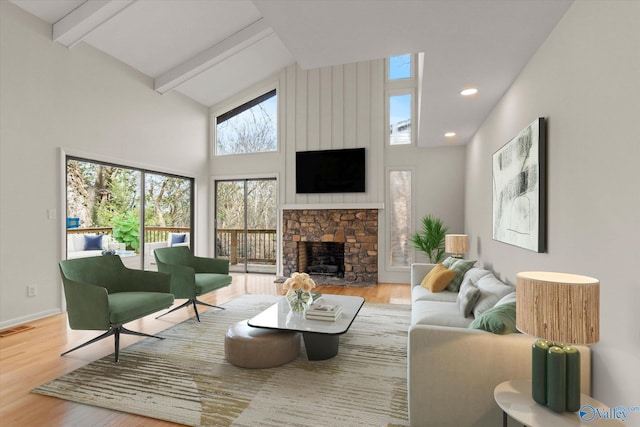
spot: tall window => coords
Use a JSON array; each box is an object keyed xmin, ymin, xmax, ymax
[
  {"xmin": 389, "ymin": 169, "xmax": 412, "ymax": 267},
  {"xmin": 215, "ymin": 89, "xmax": 277, "ymax": 156},
  {"xmin": 386, "ymin": 54, "xmax": 416, "ymax": 146}
]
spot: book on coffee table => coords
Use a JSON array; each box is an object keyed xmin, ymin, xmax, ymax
[{"xmin": 306, "ymin": 303, "xmax": 343, "ymax": 321}]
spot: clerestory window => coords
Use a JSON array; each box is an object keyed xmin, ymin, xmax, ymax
[
  {"xmin": 386, "ymin": 54, "xmax": 417, "ymax": 146},
  {"xmin": 215, "ymin": 89, "xmax": 277, "ymax": 156}
]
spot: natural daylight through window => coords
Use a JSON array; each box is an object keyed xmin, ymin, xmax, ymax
[{"xmin": 215, "ymin": 89, "xmax": 277, "ymax": 156}]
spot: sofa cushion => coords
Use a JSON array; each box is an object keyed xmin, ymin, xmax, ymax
[
  {"xmin": 472, "ymin": 273, "xmax": 515, "ymax": 318},
  {"xmin": 495, "ymin": 291, "xmax": 516, "ymax": 306},
  {"xmin": 457, "ymin": 280, "xmax": 481, "ymax": 318},
  {"xmin": 412, "ymin": 286, "xmax": 458, "ymax": 303},
  {"xmin": 460, "ymin": 267, "xmax": 492, "ymax": 290},
  {"xmin": 84, "ymin": 234, "xmax": 103, "ymax": 250},
  {"xmin": 412, "ymin": 300, "xmax": 474, "ymax": 328},
  {"xmin": 442, "ymin": 257, "xmax": 477, "ymax": 292},
  {"xmin": 469, "ymin": 302, "xmax": 518, "ymax": 334},
  {"xmin": 420, "ymin": 264, "xmax": 456, "ymax": 292}
]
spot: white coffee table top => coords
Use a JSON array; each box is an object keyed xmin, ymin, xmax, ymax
[{"xmin": 248, "ymin": 294, "xmax": 365, "ymax": 335}]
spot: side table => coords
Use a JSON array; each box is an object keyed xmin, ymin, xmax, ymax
[{"xmin": 494, "ymin": 380, "xmax": 625, "ymax": 427}]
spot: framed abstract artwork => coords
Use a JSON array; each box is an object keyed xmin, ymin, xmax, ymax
[{"xmin": 492, "ymin": 118, "xmax": 547, "ymax": 252}]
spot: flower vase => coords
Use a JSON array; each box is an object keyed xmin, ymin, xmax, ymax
[{"xmin": 286, "ymin": 289, "xmax": 313, "ymax": 312}]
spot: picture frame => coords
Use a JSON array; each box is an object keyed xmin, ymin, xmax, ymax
[{"xmin": 492, "ymin": 117, "xmax": 546, "ymax": 253}]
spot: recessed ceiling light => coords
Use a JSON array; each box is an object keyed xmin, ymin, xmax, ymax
[
  {"xmin": 444, "ymin": 132, "xmax": 456, "ymax": 138},
  {"xmin": 460, "ymin": 88, "xmax": 478, "ymax": 96}
]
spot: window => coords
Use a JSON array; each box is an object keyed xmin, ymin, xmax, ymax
[
  {"xmin": 389, "ymin": 93, "xmax": 412, "ymax": 145},
  {"xmin": 215, "ymin": 89, "xmax": 277, "ymax": 156},
  {"xmin": 389, "ymin": 54, "xmax": 412, "ymax": 80},
  {"xmin": 65, "ymin": 157, "xmax": 193, "ymax": 270},
  {"xmin": 389, "ymin": 170, "xmax": 412, "ymax": 267},
  {"xmin": 386, "ymin": 54, "xmax": 417, "ymax": 146}
]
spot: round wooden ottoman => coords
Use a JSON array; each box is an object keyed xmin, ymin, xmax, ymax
[{"xmin": 225, "ymin": 320, "xmax": 301, "ymax": 368}]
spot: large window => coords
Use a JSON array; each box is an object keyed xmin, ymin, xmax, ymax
[
  {"xmin": 215, "ymin": 89, "xmax": 277, "ymax": 156},
  {"xmin": 386, "ymin": 54, "xmax": 416, "ymax": 146},
  {"xmin": 388, "ymin": 169, "xmax": 412, "ymax": 267},
  {"xmin": 65, "ymin": 157, "xmax": 193, "ymax": 270}
]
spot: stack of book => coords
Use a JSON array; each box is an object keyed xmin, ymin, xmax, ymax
[{"xmin": 306, "ymin": 302, "xmax": 343, "ymax": 321}]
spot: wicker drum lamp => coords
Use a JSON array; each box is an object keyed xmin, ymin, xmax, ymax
[
  {"xmin": 445, "ymin": 234, "xmax": 468, "ymax": 259},
  {"xmin": 516, "ymin": 271, "xmax": 600, "ymax": 413}
]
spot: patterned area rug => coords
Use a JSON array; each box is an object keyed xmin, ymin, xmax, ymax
[{"xmin": 32, "ymin": 295, "xmax": 411, "ymax": 426}]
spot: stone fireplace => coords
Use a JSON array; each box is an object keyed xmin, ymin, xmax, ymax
[{"xmin": 282, "ymin": 209, "xmax": 378, "ymax": 286}]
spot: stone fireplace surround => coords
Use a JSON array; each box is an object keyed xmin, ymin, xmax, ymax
[{"xmin": 282, "ymin": 208, "xmax": 378, "ymax": 286}]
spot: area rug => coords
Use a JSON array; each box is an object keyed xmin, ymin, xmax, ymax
[{"xmin": 32, "ymin": 294, "xmax": 411, "ymax": 427}]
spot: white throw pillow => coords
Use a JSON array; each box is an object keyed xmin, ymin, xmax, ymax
[
  {"xmin": 472, "ymin": 273, "xmax": 515, "ymax": 318},
  {"xmin": 495, "ymin": 291, "xmax": 516, "ymax": 306}
]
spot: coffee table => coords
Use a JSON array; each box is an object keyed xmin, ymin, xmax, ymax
[{"xmin": 248, "ymin": 294, "xmax": 365, "ymax": 360}]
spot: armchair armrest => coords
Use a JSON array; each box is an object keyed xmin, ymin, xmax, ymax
[
  {"xmin": 192, "ymin": 256, "xmax": 229, "ymax": 274},
  {"xmin": 156, "ymin": 260, "xmax": 197, "ymax": 299},
  {"xmin": 62, "ymin": 278, "xmax": 110, "ymax": 330}
]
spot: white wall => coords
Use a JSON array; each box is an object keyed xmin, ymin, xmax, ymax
[
  {"xmin": 210, "ymin": 62, "xmax": 466, "ymax": 281},
  {"xmin": 465, "ymin": 0, "xmax": 640, "ymax": 405},
  {"xmin": 0, "ymin": 2, "xmax": 209, "ymax": 327}
]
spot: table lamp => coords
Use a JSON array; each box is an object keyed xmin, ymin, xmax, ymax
[
  {"xmin": 445, "ymin": 234, "xmax": 468, "ymax": 259},
  {"xmin": 516, "ymin": 271, "xmax": 599, "ymax": 413}
]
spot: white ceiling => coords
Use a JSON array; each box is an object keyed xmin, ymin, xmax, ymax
[{"xmin": 9, "ymin": 0, "xmax": 573, "ymax": 147}]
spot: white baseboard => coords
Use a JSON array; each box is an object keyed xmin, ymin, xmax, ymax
[{"xmin": 0, "ymin": 308, "xmax": 62, "ymax": 330}]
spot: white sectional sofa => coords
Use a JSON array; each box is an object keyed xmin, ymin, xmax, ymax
[
  {"xmin": 66, "ymin": 233, "xmax": 124, "ymax": 259},
  {"xmin": 407, "ymin": 262, "xmax": 591, "ymax": 427}
]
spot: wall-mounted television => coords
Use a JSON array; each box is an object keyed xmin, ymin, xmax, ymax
[{"xmin": 296, "ymin": 148, "xmax": 365, "ymax": 194}]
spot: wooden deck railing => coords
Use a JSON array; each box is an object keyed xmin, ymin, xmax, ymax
[
  {"xmin": 216, "ymin": 229, "xmax": 277, "ymax": 265},
  {"xmin": 67, "ymin": 227, "xmax": 277, "ymax": 265}
]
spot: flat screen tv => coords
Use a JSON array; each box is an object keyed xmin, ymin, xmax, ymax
[{"xmin": 296, "ymin": 148, "xmax": 365, "ymax": 194}]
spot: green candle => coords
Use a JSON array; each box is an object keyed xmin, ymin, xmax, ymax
[
  {"xmin": 564, "ymin": 345, "xmax": 581, "ymax": 412},
  {"xmin": 547, "ymin": 346, "xmax": 566, "ymax": 413},
  {"xmin": 532, "ymin": 339, "xmax": 549, "ymax": 404}
]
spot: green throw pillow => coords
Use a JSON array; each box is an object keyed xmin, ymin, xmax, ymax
[
  {"xmin": 469, "ymin": 302, "xmax": 518, "ymax": 335},
  {"xmin": 442, "ymin": 257, "xmax": 476, "ymax": 292}
]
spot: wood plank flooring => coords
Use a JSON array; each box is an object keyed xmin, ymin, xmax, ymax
[{"xmin": 0, "ymin": 274, "xmax": 410, "ymax": 426}]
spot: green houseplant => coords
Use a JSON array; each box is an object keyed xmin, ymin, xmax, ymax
[
  {"xmin": 112, "ymin": 211, "xmax": 140, "ymax": 251},
  {"xmin": 411, "ymin": 214, "xmax": 448, "ymax": 263}
]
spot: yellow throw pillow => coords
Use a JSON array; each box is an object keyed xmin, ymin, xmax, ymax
[{"xmin": 420, "ymin": 264, "xmax": 457, "ymax": 292}]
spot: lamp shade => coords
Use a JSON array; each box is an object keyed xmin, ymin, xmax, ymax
[
  {"xmin": 516, "ymin": 271, "xmax": 599, "ymax": 345},
  {"xmin": 445, "ymin": 234, "xmax": 468, "ymax": 254}
]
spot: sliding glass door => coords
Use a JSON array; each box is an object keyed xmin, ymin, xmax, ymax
[
  {"xmin": 215, "ymin": 178, "xmax": 277, "ymax": 274},
  {"xmin": 65, "ymin": 157, "xmax": 193, "ymax": 270}
]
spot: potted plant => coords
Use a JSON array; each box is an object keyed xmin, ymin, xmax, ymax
[{"xmin": 411, "ymin": 214, "xmax": 448, "ymax": 263}]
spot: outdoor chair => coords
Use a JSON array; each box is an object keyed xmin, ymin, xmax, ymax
[
  {"xmin": 59, "ymin": 255, "xmax": 174, "ymax": 362},
  {"xmin": 154, "ymin": 246, "xmax": 232, "ymax": 322}
]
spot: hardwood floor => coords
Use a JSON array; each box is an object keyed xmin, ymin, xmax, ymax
[{"xmin": 0, "ymin": 274, "xmax": 410, "ymax": 426}]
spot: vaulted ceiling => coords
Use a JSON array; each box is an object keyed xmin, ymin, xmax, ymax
[{"xmin": 9, "ymin": 0, "xmax": 572, "ymax": 147}]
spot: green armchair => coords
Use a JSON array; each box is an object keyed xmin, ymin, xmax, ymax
[
  {"xmin": 59, "ymin": 255, "xmax": 174, "ymax": 362},
  {"xmin": 154, "ymin": 246, "xmax": 232, "ymax": 322}
]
